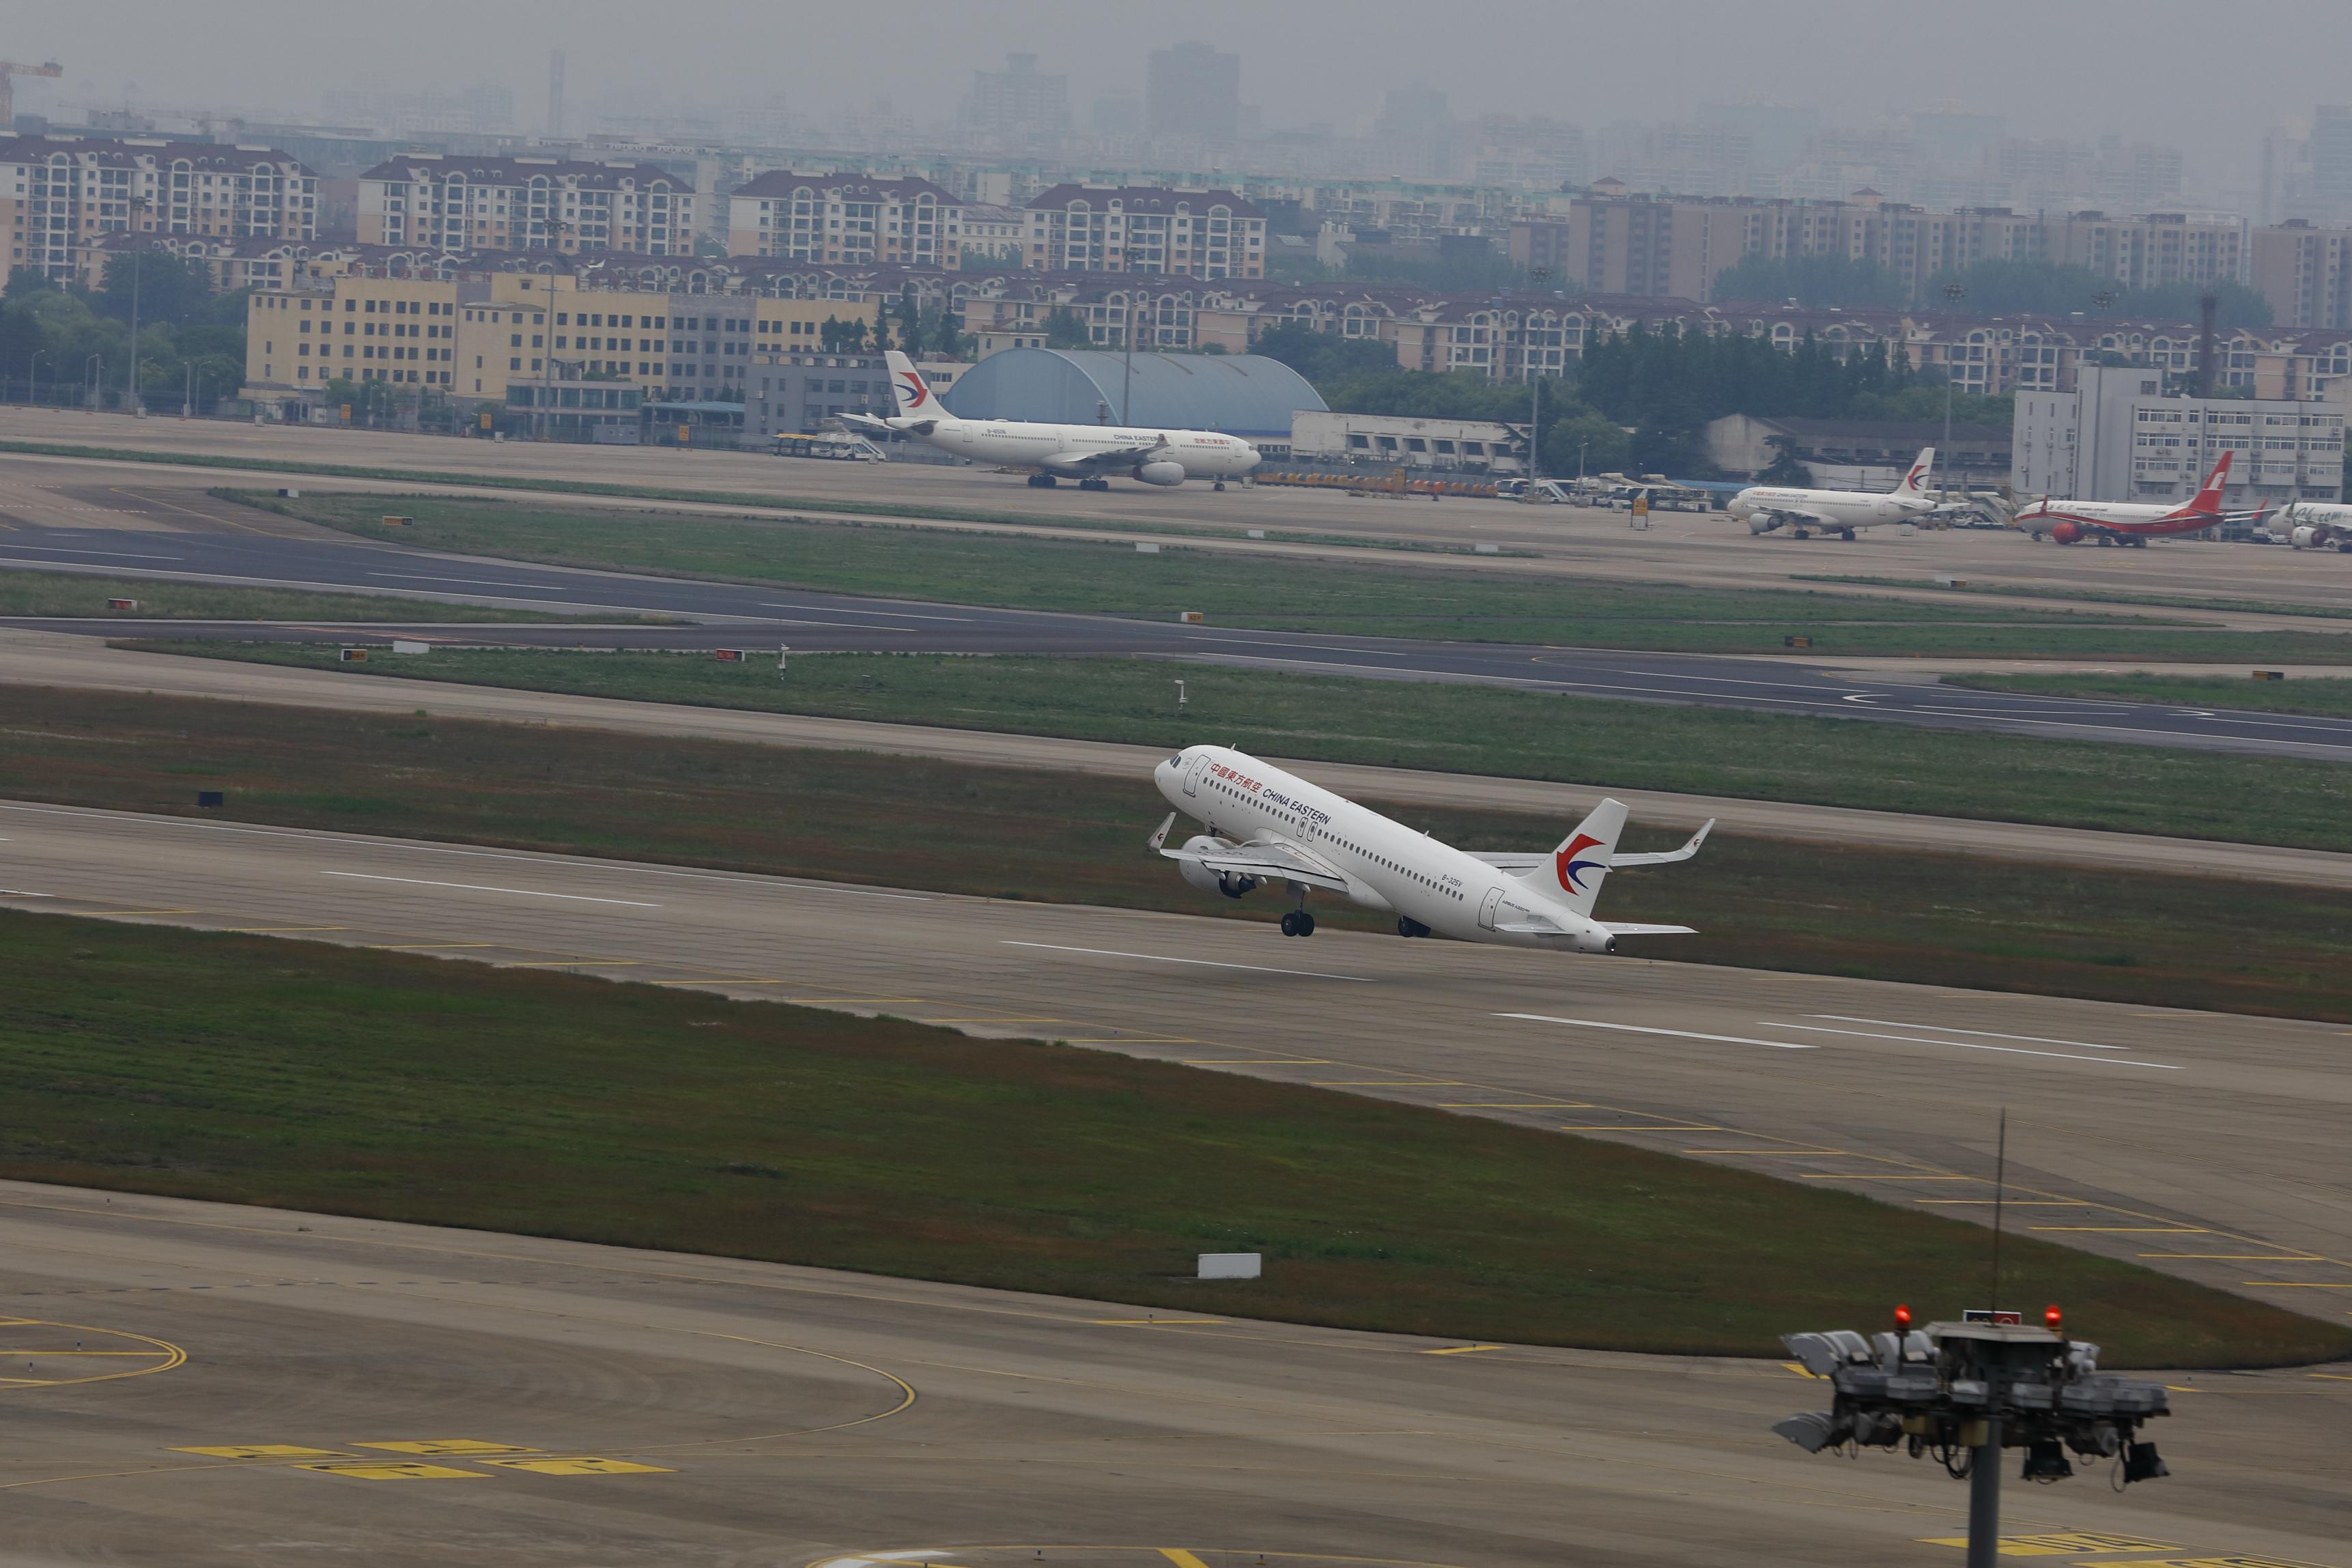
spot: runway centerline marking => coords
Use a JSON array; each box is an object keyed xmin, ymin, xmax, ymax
[
  {"xmin": 320, "ymin": 871, "xmax": 660, "ymax": 907},
  {"xmin": 1808, "ymin": 1014, "xmax": 2131, "ymax": 1050},
  {"xmin": 1002, "ymin": 941, "xmax": 1372, "ymax": 982},
  {"xmin": 367, "ymin": 571, "xmax": 565, "ymax": 590},
  {"xmin": 0, "ymin": 544, "xmax": 184, "ymax": 560},
  {"xmin": 1763, "ymin": 1021, "xmax": 2181, "ymax": 1069},
  {"xmin": 1495, "ymin": 1014, "xmax": 1815, "ymax": 1051},
  {"xmin": 759, "ymin": 601, "xmax": 976, "ymax": 623}
]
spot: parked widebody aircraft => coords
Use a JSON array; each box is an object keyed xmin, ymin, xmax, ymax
[
  {"xmin": 837, "ymin": 352, "xmax": 1262, "ymax": 491},
  {"xmin": 2013, "ymin": 452, "xmax": 2236, "ymax": 546},
  {"xmin": 1150, "ymin": 744, "xmax": 1711, "ymax": 949},
  {"xmin": 1727, "ymin": 448, "xmax": 1942, "ymax": 539}
]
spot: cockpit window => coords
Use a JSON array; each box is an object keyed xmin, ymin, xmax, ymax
[{"xmin": 1168, "ymin": 754, "xmax": 1185, "ymax": 767}]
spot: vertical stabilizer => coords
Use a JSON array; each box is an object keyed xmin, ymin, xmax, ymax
[
  {"xmin": 1544, "ymin": 799, "xmax": 1627, "ymax": 916},
  {"xmin": 883, "ymin": 350, "xmax": 945, "ymax": 420},
  {"xmin": 1895, "ymin": 448, "xmax": 1936, "ymax": 496},
  {"xmin": 2178, "ymin": 450, "xmax": 2233, "ymax": 517}
]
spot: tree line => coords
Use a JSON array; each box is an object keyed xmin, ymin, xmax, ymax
[
  {"xmin": 1, "ymin": 255, "xmax": 249, "ymax": 412},
  {"xmin": 1253, "ymin": 319, "xmax": 2012, "ymax": 478}
]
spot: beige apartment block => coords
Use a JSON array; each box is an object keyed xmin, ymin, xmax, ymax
[
  {"xmin": 246, "ymin": 274, "xmax": 462, "ymax": 393},
  {"xmin": 2251, "ymin": 220, "xmax": 2352, "ymax": 330},
  {"xmin": 726, "ymin": 171, "xmax": 962, "ymax": 268},
  {"xmin": 359, "ymin": 154, "xmax": 694, "ymax": 255},
  {"xmin": 1023, "ymin": 185, "xmax": 1265, "ymax": 279},
  {"xmin": 4, "ymin": 134, "xmax": 317, "ymax": 282}
]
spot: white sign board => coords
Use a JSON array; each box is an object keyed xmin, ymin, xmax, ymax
[{"xmin": 1197, "ymin": 1253, "xmax": 1261, "ymax": 1280}]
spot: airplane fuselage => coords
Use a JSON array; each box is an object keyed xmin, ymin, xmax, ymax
[
  {"xmin": 1152, "ymin": 744, "xmax": 1614, "ymax": 951},
  {"xmin": 911, "ymin": 417, "xmax": 1260, "ymax": 481},
  {"xmin": 1727, "ymin": 487, "xmax": 1933, "ymax": 530}
]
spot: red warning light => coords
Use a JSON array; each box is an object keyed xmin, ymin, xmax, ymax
[
  {"xmin": 1894, "ymin": 1303, "xmax": 1912, "ymax": 1330},
  {"xmin": 2044, "ymin": 1303, "xmax": 2063, "ymax": 1330}
]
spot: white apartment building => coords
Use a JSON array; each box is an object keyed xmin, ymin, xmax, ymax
[
  {"xmin": 358, "ymin": 154, "xmax": 694, "ymax": 255},
  {"xmin": 2013, "ymin": 365, "xmax": 2343, "ymax": 507},
  {"xmin": 725, "ymin": 172, "xmax": 961, "ymax": 268},
  {"xmin": 1024, "ymin": 185, "xmax": 1265, "ymax": 279},
  {"xmin": 3, "ymin": 134, "xmax": 317, "ymax": 282}
]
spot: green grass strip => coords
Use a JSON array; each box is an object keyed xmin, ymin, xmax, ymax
[
  {"xmin": 1948, "ymin": 671, "xmax": 2352, "ymax": 718},
  {"xmin": 126, "ymin": 644, "xmax": 2352, "ymax": 855},
  {"xmin": 236, "ymin": 490, "xmax": 2352, "ymax": 661},
  {"xmin": 3, "ymin": 907, "xmax": 2336, "ymax": 1365}
]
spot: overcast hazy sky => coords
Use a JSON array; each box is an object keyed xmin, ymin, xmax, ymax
[{"xmin": 16, "ymin": 1, "xmax": 2349, "ymax": 184}]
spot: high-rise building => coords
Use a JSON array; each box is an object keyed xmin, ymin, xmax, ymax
[
  {"xmin": 356, "ymin": 154, "xmax": 694, "ymax": 255},
  {"xmin": 2, "ymin": 134, "xmax": 319, "ymax": 282},
  {"xmin": 965, "ymin": 53, "xmax": 1068, "ymax": 143},
  {"xmin": 726, "ymin": 172, "xmax": 962, "ymax": 268},
  {"xmin": 1145, "ymin": 42, "xmax": 1241, "ymax": 143},
  {"xmin": 2251, "ymin": 220, "xmax": 2352, "ymax": 329},
  {"xmin": 2313, "ymin": 106, "xmax": 2352, "ymax": 224}
]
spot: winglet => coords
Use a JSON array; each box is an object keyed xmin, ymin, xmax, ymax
[{"xmin": 1148, "ymin": 811, "xmax": 1176, "ymax": 852}]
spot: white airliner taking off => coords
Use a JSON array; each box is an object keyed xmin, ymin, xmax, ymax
[
  {"xmin": 1150, "ymin": 744, "xmax": 1712, "ymax": 948},
  {"xmin": 839, "ymin": 352, "xmax": 1262, "ymax": 491},
  {"xmin": 1728, "ymin": 448, "xmax": 1941, "ymax": 539}
]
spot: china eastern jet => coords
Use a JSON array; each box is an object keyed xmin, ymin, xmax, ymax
[
  {"xmin": 1728, "ymin": 448, "xmax": 1942, "ymax": 539},
  {"xmin": 1149, "ymin": 744, "xmax": 1711, "ymax": 948},
  {"xmin": 2013, "ymin": 451, "xmax": 2235, "ymax": 547},
  {"xmin": 838, "ymin": 352, "xmax": 1262, "ymax": 491}
]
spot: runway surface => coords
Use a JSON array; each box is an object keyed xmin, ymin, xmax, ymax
[
  {"xmin": 5, "ymin": 492, "xmax": 2352, "ymax": 760},
  {"xmin": 5, "ymin": 797, "xmax": 2349, "ymax": 1330},
  {"xmin": 8, "ymin": 1181, "xmax": 2345, "ymax": 1567},
  {"xmin": 8, "ymin": 404, "xmax": 2352, "ymax": 621},
  {"xmin": 9, "ymin": 625, "xmax": 2352, "ymax": 891}
]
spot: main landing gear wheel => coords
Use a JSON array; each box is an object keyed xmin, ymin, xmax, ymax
[
  {"xmin": 1839, "ymin": 527, "xmax": 1857, "ymax": 541},
  {"xmin": 1027, "ymin": 474, "xmax": 1058, "ymax": 487},
  {"xmin": 1792, "ymin": 527, "xmax": 1811, "ymax": 539},
  {"xmin": 1397, "ymin": 916, "xmax": 1430, "ymax": 939},
  {"xmin": 1279, "ymin": 910, "xmax": 1317, "ymax": 937},
  {"xmin": 1079, "ymin": 476, "xmax": 1111, "ymax": 491},
  {"xmin": 1213, "ymin": 481, "xmax": 1226, "ymax": 491}
]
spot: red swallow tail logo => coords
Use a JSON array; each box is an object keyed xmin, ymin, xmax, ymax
[
  {"xmin": 1555, "ymin": 833, "xmax": 1606, "ymax": 894},
  {"xmin": 896, "ymin": 372, "xmax": 929, "ymax": 410}
]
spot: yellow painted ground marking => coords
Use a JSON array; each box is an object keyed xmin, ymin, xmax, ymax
[
  {"xmin": 2126, "ymin": 1558, "xmax": 2338, "ymax": 1568},
  {"xmin": 1559, "ymin": 1124, "xmax": 1722, "ymax": 1131},
  {"xmin": 1182, "ymin": 1058, "xmax": 1333, "ymax": 1065},
  {"xmin": 370, "ymin": 943, "xmax": 499, "ymax": 950},
  {"xmin": 1421, "ymin": 1344, "xmax": 1505, "ymax": 1355},
  {"xmin": 1060, "ymin": 1037, "xmax": 1198, "ymax": 1044},
  {"xmin": 1783, "ymin": 1363, "xmax": 1822, "ymax": 1379},
  {"xmin": 297, "ymin": 1461, "xmax": 487, "ymax": 1481},
  {"xmin": 1804, "ymin": 1173, "xmax": 1973, "ymax": 1180},
  {"xmin": 354, "ymin": 1440, "xmax": 539, "ymax": 1455},
  {"xmin": 2032, "ymin": 1227, "xmax": 2208, "ymax": 1234},
  {"xmin": 222, "ymin": 926, "xmax": 347, "ymax": 933},
  {"xmin": 0, "ymin": 1319, "xmax": 186, "ymax": 1387},
  {"xmin": 2243, "ymin": 1281, "xmax": 2352, "ymax": 1287},
  {"xmin": 1092, "ymin": 1318, "xmax": 1225, "ymax": 1326},
  {"xmin": 504, "ymin": 959, "xmax": 642, "ymax": 967},
  {"xmin": 919, "ymin": 1017, "xmax": 1066, "ymax": 1024},
  {"xmin": 175, "ymin": 1445, "xmax": 352, "ymax": 1459},
  {"xmin": 477, "ymin": 1455, "xmax": 674, "ymax": 1475},
  {"xmin": 1919, "ymin": 1199, "xmax": 2093, "ymax": 1206},
  {"xmin": 1161, "ymin": 1552, "xmax": 1214, "ymax": 1568},
  {"xmin": 107, "ymin": 910, "xmax": 203, "ymax": 916},
  {"xmin": 1917, "ymin": 1530, "xmax": 2179, "ymax": 1555},
  {"xmin": 2309, "ymin": 1372, "xmax": 2352, "ymax": 1380},
  {"xmin": 2142, "ymin": 1254, "xmax": 2322, "ymax": 1261},
  {"xmin": 1437, "ymin": 1101, "xmax": 1593, "ymax": 1109},
  {"xmin": 1309, "ymin": 1081, "xmax": 1467, "ymax": 1087},
  {"xmin": 1685, "ymin": 1148, "xmax": 1854, "ymax": 1156}
]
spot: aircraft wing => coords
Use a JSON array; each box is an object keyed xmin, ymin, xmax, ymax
[
  {"xmin": 1753, "ymin": 505, "xmax": 1842, "ymax": 528},
  {"xmin": 1041, "ymin": 441, "xmax": 1169, "ymax": 472},
  {"xmin": 1159, "ymin": 836, "xmax": 1354, "ymax": 894}
]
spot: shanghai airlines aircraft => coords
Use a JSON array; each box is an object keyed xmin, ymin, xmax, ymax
[
  {"xmin": 2013, "ymin": 451, "xmax": 2234, "ymax": 546},
  {"xmin": 1150, "ymin": 744, "xmax": 1711, "ymax": 949},
  {"xmin": 1728, "ymin": 448, "xmax": 1941, "ymax": 539},
  {"xmin": 838, "ymin": 352, "xmax": 1262, "ymax": 491}
]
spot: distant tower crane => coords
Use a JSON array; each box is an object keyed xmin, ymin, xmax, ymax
[{"xmin": 0, "ymin": 59, "xmax": 64, "ymax": 128}]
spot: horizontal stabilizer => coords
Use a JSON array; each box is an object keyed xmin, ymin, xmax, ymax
[
  {"xmin": 1606, "ymin": 818, "xmax": 1714, "ymax": 868},
  {"xmin": 1600, "ymin": 922, "xmax": 1697, "ymax": 936}
]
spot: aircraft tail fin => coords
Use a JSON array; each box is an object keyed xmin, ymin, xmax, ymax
[
  {"xmin": 1542, "ymin": 798, "xmax": 1627, "ymax": 917},
  {"xmin": 1895, "ymin": 447, "xmax": 1936, "ymax": 496},
  {"xmin": 883, "ymin": 350, "xmax": 947, "ymax": 421},
  {"xmin": 2180, "ymin": 450, "xmax": 2233, "ymax": 516}
]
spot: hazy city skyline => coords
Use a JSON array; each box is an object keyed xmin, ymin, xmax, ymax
[{"xmin": 14, "ymin": 0, "xmax": 2352, "ymax": 196}]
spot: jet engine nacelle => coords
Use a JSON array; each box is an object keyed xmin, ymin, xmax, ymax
[
  {"xmin": 2289, "ymin": 524, "xmax": 2343, "ymax": 551},
  {"xmin": 1176, "ymin": 836, "xmax": 1258, "ymax": 898},
  {"xmin": 2048, "ymin": 520, "xmax": 2085, "ymax": 545},
  {"xmin": 1135, "ymin": 460, "xmax": 1187, "ymax": 487},
  {"xmin": 1745, "ymin": 513, "xmax": 1782, "ymax": 535}
]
